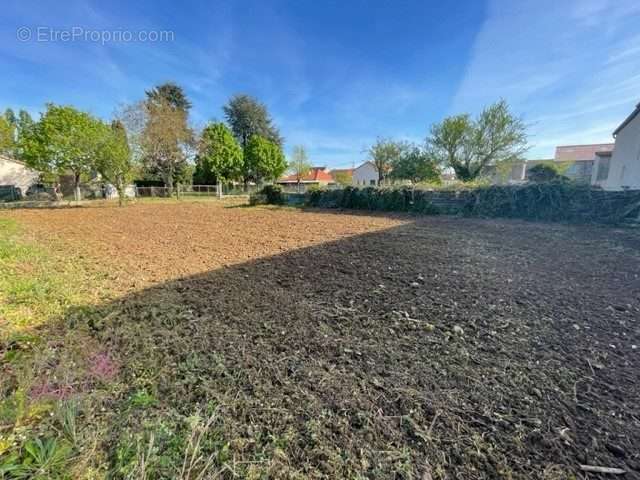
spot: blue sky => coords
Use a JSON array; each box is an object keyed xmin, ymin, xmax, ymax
[{"xmin": 1, "ymin": 0, "xmax": 640, "ymax": 168}]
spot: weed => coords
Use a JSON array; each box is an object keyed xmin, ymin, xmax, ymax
[
  {"xmin": 0, "ymin": 218, "xmax": 111, "ymax": 478},
  {"xmin": 56, "ymin": 400, "xmax": 80, "ymax": 446},
  {"xmin": 88, "ymin": 352, "xmax": 119, "ymax": 382},
  {"xmin": 1, "ymin": 437, "xmax": 73, "ymax": 479},
  {"xmin": 0, "ymin": 453, "xmax": 21, "ymax": 479},
  {"xmin": 129, "ymin": 390, "xmax": 157, "ymax": 409}
]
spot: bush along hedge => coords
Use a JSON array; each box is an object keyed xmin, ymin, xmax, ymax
[
  {"xmin": 464, "ymin": 181, "xmax": 640, "ymax": 223},
  {"xmin": 302, "ymin": 182, "xmax": 640, "ymax": 224},
  {"xmin": 306, "ymin": 186, "xmax": 441, "ymax": 213},
  {"xmin": 260, "ymin": 184, "xmax": 285, "ymax": 204}
]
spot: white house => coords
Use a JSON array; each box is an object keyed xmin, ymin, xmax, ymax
[
  {"xmin": 0, "ymin": 155, "xmax": 40, "ymax": 195},
  {"xmin": 593, "ymin": 102, "xmax": 640, "ymax": 190},
  {"xmin": 352, "ymin": 161, "xmax": 379, "ymax": 186}
]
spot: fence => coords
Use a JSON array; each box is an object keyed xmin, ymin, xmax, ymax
[
  {"xmin": 0, "ymin": 182, "xmax": 259, "ymax": 205},
  {"xmin": 179, "ymin": 185, "xmax": 219, "ymax": 197},
  {"xmin": 181, "ymin": 184, "xmax": 260, "ymax": 196},
  {"xmin": 135, "ymin": 186, "xmax": 171, "ymax": 197},
  {"xmin": 134, "ymin": 184, "xmax": 260, "ymax": 198},
  {"xmin": 277, "ymin": 183, "xmax": 344, "ymax": 194},
  {"xmin": 222, "ymin": 184, "xmax": 260, "ymax": 196}
]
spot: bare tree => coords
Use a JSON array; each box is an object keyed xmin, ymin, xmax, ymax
[{"xmin": 289, "ymin": 145, "xmax": 311, "ymax": 192}]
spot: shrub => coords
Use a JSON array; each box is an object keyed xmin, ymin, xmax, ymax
[
  {"xmin": 305, "ymin": 187, "xmax": 342, "ymax": 208},
  {"xmin": 306, "ymin": 186, "xmax": 434, "ymax": 213},
  {"xmin": 305, "ymin": 186, "xmax": 325, "ymax": 206},
  {"xmin": 260, "ymin": 185, "xmax": 284, "ymax": 205},
  {"xmin": 249, "ymin": 193, "xmax": 267, "ymax": 205},
  {"xmin": 302, "ymin": 183, "xmax": 640, "ymax": 224},
  {"xmin": 527, "ymin": 163, "xmax": 563, "ymax": 183},
  {"xmin": 463, "ymin": 181, "xmax": 599, "ymax": 221}
]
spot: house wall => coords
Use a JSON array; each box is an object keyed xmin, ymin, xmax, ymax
[
  {"xmin": 604, "ymin": 114, "xmax": 640, "ymax": 190},
  {"xmin": 590, "ymin": 154, "xmax": 611, "ymax": 188},
  {"xmin": 0, "ymin": 157, "xmax": 40, "ymax": 194},
  {"xmin": 562, "ymin": 160, "xmax": 594, "ymax": 183},
  {"xmin": 352, "ymin": 162, "xmax": 378, "ymax": 186}
]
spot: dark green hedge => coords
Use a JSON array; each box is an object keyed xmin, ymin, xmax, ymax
[
  {"xmin": 464, "ymin": 181, "xmax": 640, "ymax": 223},
  {"xmin": 260, "ymin": 185, "xmax": 285, "ymax": 205},
  {"xmin": 301, "ymin": 183, "xmax": 640, "ymax": 224},
  {"xmin": 306, "ymin": 186, "xmax": 440, "ymax": 213}
]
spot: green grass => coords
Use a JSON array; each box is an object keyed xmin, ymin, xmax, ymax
[
  {"xmin": 0, "ymin": 217, "xmax": 111, "ymax": 478},
  {"xmin": 0, "ymin": 217, "xmax": 233, "ymax": 479},
  {"xmin": 0, "ymin": 218, "xmax": 94, "ymax": 337}
]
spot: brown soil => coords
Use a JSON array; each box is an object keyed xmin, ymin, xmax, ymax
[
  {"xmin": 4, "ymin": 202, "xmax": 408, "ymax": 289},
  {"xmin": 4, "ymin": 201, "xmax": 640, "ymax": 479}
]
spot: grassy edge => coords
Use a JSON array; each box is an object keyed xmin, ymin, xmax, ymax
[
  {"xmin": 0, "ymin": 217, "xmax": 114, "ymax": 478},
  {"xmin": 0, "ymin": 217, "xmax": 235, "ymax": 480}
]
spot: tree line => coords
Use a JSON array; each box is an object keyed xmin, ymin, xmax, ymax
[
  {"xmin": 0, "ymin": 83, "xmax": 287, "ymax": 204},
  {"xmin": 1, "ymin": 87, "xmax": 528, "ymax": 204},
  {"xmin": 366, "ymin": 100, "xmax": 527, "ymax": 184}
]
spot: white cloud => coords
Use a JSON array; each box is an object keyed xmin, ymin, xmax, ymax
[{"xmin": 453, "ymin": 0, "xmax": 640, "ymax": 158}]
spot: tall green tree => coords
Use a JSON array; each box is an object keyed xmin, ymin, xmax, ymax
[
  {"xmin": 17, "ymin": 110, "xmax": 34, "ymax": 134},
  {"xmin": 428, "ymin": 100, "xmax": 527, "ymax": 182},
  {"xmin": 244, "ymin": 135, "xmax": 287, "ymax": 183},
  {"xmin": 11, "ymin": 110, "xmax": 36, "ymax": 160},
  {"xmin": 367, "ymin": 138, "xmax": 404, "ymax": 184},
  {"xmin": 389, "ymin": 145, "xmax": 441, "ymax": 184},
  {"xmin": 4, "ymin": 108, "xmax": 17, "ymax": 129},
  {"xmin": 95, "ymin": 120, "xmax": 132, "ymax": 206},
  {"xmin": 20, "ymin": 104, "xmax": 105, "ymax": 200},
  {"xmin": 145, "ymin": 82, "xmax": 192, "ymax": 111},
  {"xmin": 223, "ymin": 94, "xmax": 282, "ymax": 149},
  {"xmin": 194, "ymin": 122, "xmax": 243, "ymax": 195},
  {"xmin": 1, "ymin": 108, "xmax": 20, "ymax": 156},
  {"xmin": 288, "ymin": 145, "xmax": 311, "ymax": 192},
  {"xmin": 0, "ymin": 117, "xmax": 14, "ymax": 155}
]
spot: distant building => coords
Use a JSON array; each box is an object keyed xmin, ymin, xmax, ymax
[
  {"xmin": 352, "ymin": 161, "xmax": 379, "ymax": 186},
  {"xmin": 0, "ymin": 155, "xmax": 40, "ymax": 196},
  {"xmin": 277, "ymin": 166, "xmax": 334, "ymax": 188},
  {"xmin": 553, "ymin": 143, "xmax": 615, "ymax": 182},
  {"xmin": 487, "ymin": 143, "xmax": 617, "ymax": 185}
]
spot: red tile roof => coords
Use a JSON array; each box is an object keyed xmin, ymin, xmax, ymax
[
  {"xmin": 278, "ymin": 167, "xmax": 334, "ymax": 183},
  {"xmin": 554, "ymin": 143, "xmax": 614, "ymax": 162}
]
